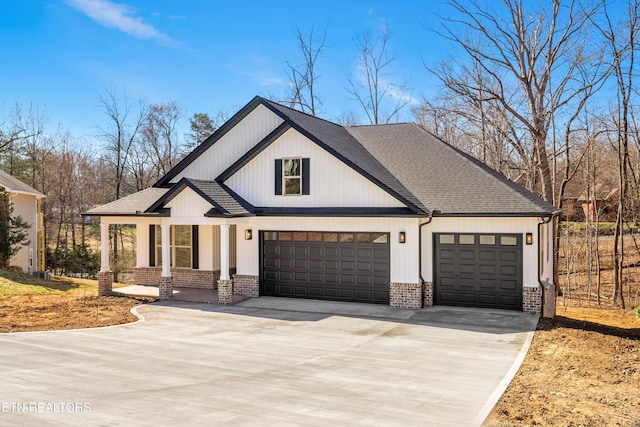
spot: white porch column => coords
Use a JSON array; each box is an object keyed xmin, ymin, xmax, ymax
[
  {"xmin": 219, "ymin": 224, "xmax": 230, "ymax": 280},
  {"xmin": 100, "ymin": 223, "xmax": 110, "ymax": 272},
  {"xmin": 161, "ymin": 223, "xmax": 171, "ymax": 277},
  {"xmin": 135, "ymin": 225, "xmax": 141, "ymax": 268},
  {"xmin": 217, "ymin": 224, "xmax": 233, "ymax": 304},
  {"xmin": 98, "ymin": 222, "xmax": 113, "ymax": 296}
]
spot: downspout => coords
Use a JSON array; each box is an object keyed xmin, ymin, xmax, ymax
[
  {"xmin": 418, "ymin": 211, "xmax": 437, "ymax": 308},
  {"xmin": 538, "ymin": 215, "xmax": 554, "ymax": 317}
]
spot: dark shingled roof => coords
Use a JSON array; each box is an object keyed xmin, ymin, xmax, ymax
[
  {"xmin": 148, "ymin": 178, "xmax": 253, "ymax": 217},
  {"xmin": 346, "ymin": 123, "xmax": 558, "ymax": 215},
  {"xmin": 84, "ymin": 187, "xmax": 169, "ymax": 216}
]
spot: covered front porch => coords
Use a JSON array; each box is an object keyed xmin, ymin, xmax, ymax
[{"xmin": 97, "ymin": 217, "xmax": 258, "ymax": 304}]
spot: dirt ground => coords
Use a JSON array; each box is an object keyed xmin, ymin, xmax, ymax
[
  {"xmin": 484, "ymin": 304, "xmax": 640, "ymax": 426},
  {"xmin": 0, "ymin": 294, "xmax": 153, "ymax": 332}
]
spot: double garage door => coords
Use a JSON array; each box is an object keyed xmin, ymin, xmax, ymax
[
  {"xmin": 261, "ymin": 230, "xmax": 523, "ymax": 310},
  {"xmin": 434, "ymin": 233, "xmax": 523, "ymax": 310},
  {"xmin": 261, "ymin": 231, "xmax": 390, "ymax": 304}
]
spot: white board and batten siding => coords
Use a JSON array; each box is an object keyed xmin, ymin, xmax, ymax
[
  {"xmin": 235, "ymin": 217, "xmax": 419, "ymax": 284},
  {"xmin": 226, "ymin": 128, "xmax": 405, "ymax": 208},
  {"xmin": 164, "ymin": 187, "xmax": 214, "ymax": 224},
  {"xmin": 172, "ymin": 104, "xmax": 284, "ymax": 183},
  {"xmin": 421, "ymin": 217, "xmax": 544, "ymax": 288}
]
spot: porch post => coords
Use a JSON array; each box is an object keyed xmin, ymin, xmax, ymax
[
  {"xmin": 220, "ymin": 224, "xmax": 230, "ymax": 280},
  {"xmin": 98, "ymin": 222, "xmax": 113, "ymax": 296},
  {"xmin": 217, "ymin": 224, "xmax": 233, "ymax": 304},
  {"xmin": 100, "ymin": 223, "xmax": 110, "ymax": 272},
  {"xmin": 159, "ymin": 223, "xmax": 173, "ymax": 300}
]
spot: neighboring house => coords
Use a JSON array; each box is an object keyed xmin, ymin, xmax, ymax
[
  {"xmin": 0, "ymin": 170, "xmax": 46, "ymax": 274},
  {"xmin": 578, "ymin": 184, "xmax": 619, "ymax": 222},
  {"xmin": 85, "ymin": 96, "xmax": 559, "ymax": 315},
  {"xmin": 514, "ymin": 172, "xmax": 584, "ymax": 221}
]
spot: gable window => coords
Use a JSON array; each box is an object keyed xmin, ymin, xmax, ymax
[
  {"xmin": 275, "ymin": 158, "xmax": 310, "ymax": 195},
  {"xmin": 150, "ymin": 225, "xmax": 198, "ymax": 269},
  {"xmin": 283, "ymin": 158, "xmax": 301, "ymax": 195}
]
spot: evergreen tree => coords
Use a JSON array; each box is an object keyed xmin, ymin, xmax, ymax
[{"xmin": 0, "ymin": 187, "xmax": 31, "ymax": 268}]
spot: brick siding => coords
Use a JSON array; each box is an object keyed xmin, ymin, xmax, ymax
[
  {"xmin": 134, "ymin": 267, "xmax": 236, "ymax": 289},
  {"xmin": 158, "ymin": 276, "xmax": 173, "ymax": 300},
  {"xmin": 523, "ymin": 286, "xmax": 542, "ymax": 314},
  {"xmin": 423, "ymin": 281, "xmax": 433, "ymax": 307},
  {"xmin": 217, "ymin": 279, "xmax": 233, "ymax": 305},
  {"xmin": 389, "ymin": 282, "xmax": 422, "ymax": 309},
  {"xmin": 98, "ymin": 271, "xmax": 113, "ymax": 296},
  {"xmin": 233, "ymin": 275, "xmax": 259, "ymax": 297}
]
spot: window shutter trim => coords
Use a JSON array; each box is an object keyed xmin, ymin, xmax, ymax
[
  {"xmin": 192, "ymin": 225, "xmax": 199, "ymax": 269},
  {"xmin": 275, "ymin": 159, "xmax": 283, "ymax": 195},
  {"xmin": 149, "ymin": 225, "xmax": 156, "ymax": 267},
  {"xmin": 302, "ymin": 158, "xmax": 310, "ymax": 195}
]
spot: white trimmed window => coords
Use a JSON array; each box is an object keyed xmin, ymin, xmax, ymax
[
  {"xmin": 275, "ymin": 158, "xmax": 310, "ymax": 195},
  {"xmin": 152, "ymin": 225, "xmax": 196, "ymax": 268}
]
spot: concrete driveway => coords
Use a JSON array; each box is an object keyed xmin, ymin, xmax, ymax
[{"xmin": 0, "ymin": 298, "xmax": 537, "ymax": 426}]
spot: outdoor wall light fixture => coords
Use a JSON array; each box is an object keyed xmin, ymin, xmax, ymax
[
  {"xmin": 526, "ymin": 233, "xmax": 533, "ymax": 245},
  {"xmin": 399, "ymin": 231, "xmax": 406, "ymax": 243},
  {"xmin": 245, "ymin": 229, "xmax": 253, "ymax": 240}
]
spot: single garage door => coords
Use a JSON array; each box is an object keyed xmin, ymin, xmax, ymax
[
  {"xmin": 261, "ymin": 231, "xmax": 390, "ymax": 304},
  {"xmin": 434, "ymin": 233, "xmax": 523, "ymax": 310}
]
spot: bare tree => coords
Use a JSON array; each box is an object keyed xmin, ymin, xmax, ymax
[
  {"xmin": 347, "ymin": 27, "xmax": 412, "ymax": 124},
  {"xmin": 96, "ymin": 88, "xmax": 146, "ymax": 281},
  {"xmin": 596, "ymin": 1, "xmax": 640, "ymax": 308},
  {"xmin": 432, "ymin": 0, "xmax": 603, "ymax": 205},
  {"xmin": 285, "ymin": 24, "xmax": 328, "ymax": 116},
  {"xmin": 139, "ymin": 102, "xmax": 183, "ymax": 179},
  {"xmin": 0, "ymin": 102, "xmax": 46, "ymax": 177}
]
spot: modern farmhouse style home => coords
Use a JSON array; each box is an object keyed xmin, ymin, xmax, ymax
[{"xmin": 85, "ymin": 96, "xmax": 558, "ymax": 314}]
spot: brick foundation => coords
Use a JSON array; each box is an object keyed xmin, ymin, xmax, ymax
[
  {"xmin": 134, "ymin": 267, "xmax": 236, "ymax": 289},
  {"xmin": 389, "ymin": 282, "xmax": 422, "ymax": 309},
  {"xmin": 423, "ymin": 281, "xmax": 433, "ymax": 307},
  {"xmin": 217, "ymin": 279, "xmax": 233, "ymax": 305},
  {"xmin": 98, "ymin": 271, "xmax": 113, "ymax": 296},
  {"xmin": 523, "ymin": 286, "xmax": 542, "ymax": 314},
  {"xmin": 233, "ymin": 275, "xmax": 259, "ymax": 297},
  {"xmin": 159, "ymin": 276, "xmax": 173, "ymax": 300}
]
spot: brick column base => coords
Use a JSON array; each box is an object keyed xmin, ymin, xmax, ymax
[
  {"xmin": 423, "ymin": 281, "xmax": 433, "ymax": 307},
  {"xmin": 233, "ymin": 274, "xmax": 259, "ymax": 297},
  {"xmin": 217, "ymin": 279, "xmax": 233, "ymax": 305},
  {"xmin": 159, "ymin": 276, "xmax": 173, "ymax": 301},
  {"xmin": 389, "ymin": 282, "xmax": 422, "ymax": 309},
  {"xmin": 98, "ymin": 271, "xmax": 113, "ymax": 296},
  {"xmin": 523, "ymin": 286, "xmax": 542, "ymax": 315}
]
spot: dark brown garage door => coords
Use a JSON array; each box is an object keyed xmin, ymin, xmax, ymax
[
  {"xmin": 261, "ymin": 231, "xmax": 390, "ymax": 304},
  {"xmin": 434, "ymin": 233, "xmax": 523, "ymax": 310}
]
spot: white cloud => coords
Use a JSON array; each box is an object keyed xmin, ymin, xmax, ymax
[{"xmin": 66, "ymin": 0, "xmax": 177, "ymax": 46}]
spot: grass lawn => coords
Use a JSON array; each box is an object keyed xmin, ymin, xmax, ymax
[{"xmin": 0, "ymin": 270, "xmax": 153, "ymax": 332}]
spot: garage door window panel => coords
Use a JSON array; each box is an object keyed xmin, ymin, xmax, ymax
[
  {"xmin": 372, "ymin": 233, "xmax": 388, "ymax": 244},
  {"xmin": 459, "ymin": 235, "xmax": 475, "ymax": 244}
]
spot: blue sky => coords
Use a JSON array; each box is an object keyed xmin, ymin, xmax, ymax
[{"xmin": 1, "ymin": 0, "xmax": 453, "ymax": 145}]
